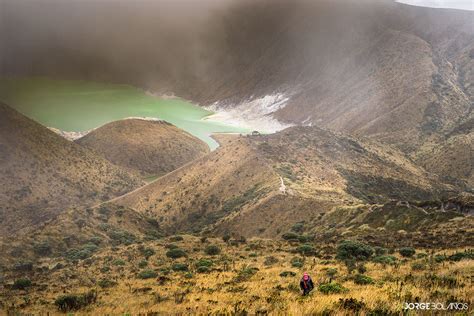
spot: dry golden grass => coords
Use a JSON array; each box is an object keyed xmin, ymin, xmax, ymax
[{"xmin": 2, "ymin": 236, "xmax": 472, "ymax": 315}]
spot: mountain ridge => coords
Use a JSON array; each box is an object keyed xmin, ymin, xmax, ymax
[{"xmin": 0, "ymin": 103, "xmax": 144, "ymax": 237}]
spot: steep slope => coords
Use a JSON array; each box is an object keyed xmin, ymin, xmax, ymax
[
  {"xmin": 0, "ymin": 203, "xmax": 163, "ymax": 267},
  {"xmin": 0, "ymin": 103, "xmax": 143, "ymax": 237},
  {"xmin": 2, "ymin": 0, "xmax": 472, "ymax": 183},
  {"xmin": 76, "ymin": 119, "xmax": 210, "ymax": 177},
  {"xmin": 414, "ymin": 126, "xmax": 473, "ymax": 187},
  {"xmin": 113, "ymin": 127, "xmax": 455, "ymax": 237}
]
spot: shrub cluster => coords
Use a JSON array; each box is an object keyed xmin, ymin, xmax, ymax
[
  {"xmin": 65, "ymin": 243, "xmax": 99, "ymax": 260},
  {"xmin": 107, "ymin": 229, "xmax": 136, "ymax": 245},
  {"xmin": 399, "ymin": 247, "xmax": 416, "ymax": 258},
  {"xmin": 12, "ymin": 278, "xmax": 32, "ymax": 290},
  {"xmin": 137, "ymin": 269, "xmax": 158, "ymax": 279},
  {"xmin": 353, "ymin": 274, "xmax": 374, "ymax": 285},
  {"xmin": 195, "ymin": 259, "xmax": 213, "ymax": 273},
  {"xmin": 296, "ymin": 244, "xmax": 317, "ymax": 256},
  {"xmin": 54, "ymin": 291, "xmax": 97, "ymax": 312},
  {"xmin": 291, "ymin": 257, "xmax": 304, "ymax": 268},
  {"xmin": 280, "ymin": 271, "xmax": 296, "ymax": 277},
  {"xmin": 98, "ymin": 279, "xmax": 117, "ymax": 288},
  {"xmin": 171, "ymin": 263, "xmax": 188, "ymax": 272},
  {"xmin": 204, "ymin": 245, "xmax": 221, "ymax": 256},
  {"xmin": 166, "ymin": 248, "xmax": 187, "ymax": 259},
  {"xmin": 336, "ymin": 240, "xmax": 373, "ymax": 261},
  {"xmin": 139, "ymin": 247, "xmax": 154, "ymax": 260},
  {"xmin": 318, "ymin": 282, "xmax": 347, "ymax": 294},
  {"xmin": 169, "ymin": 235, "xmax": 184, "ymax": 242},
  {"xmin": 372, "ymin": 255, "xmax": 397, "ymax": 265},
  {"xmin": 33, "ymin": 241, "xmax": 52, "ymax": 257}
]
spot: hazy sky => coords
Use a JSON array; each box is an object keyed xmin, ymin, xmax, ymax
[{"xmin": 397, "ymin": 0, "xmax": 474, "ymax": 10}]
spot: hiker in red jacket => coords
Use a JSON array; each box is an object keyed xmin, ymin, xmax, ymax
[{"xmin": 300, "ymin": 272, "xmax": 314, "ymax": 296}]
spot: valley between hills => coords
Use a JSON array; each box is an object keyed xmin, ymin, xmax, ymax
[
  {"xmin": 0, "ymin": 0, "xmax": 473, "ymax": 314},
  {"xmin": 0, "ymin": 101, "xmax": 472, "ymax": 314}
]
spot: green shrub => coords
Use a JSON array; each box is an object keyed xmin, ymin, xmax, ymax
[
  {"xmin": 222, "ymin": 234, "xmax": 231, "ymax": 243},
  {"xmin": 12, "ymin": 278, "xmax": 32, "ymax": 290},
  {"xmin": 107, "ymin": 229, "xmax": 136, "ymax": 245},
  {"xmin": 166, "ymin": 248, "xmax": 187, "ymax": 259},
  {"xmin": 137, "ymin": 269, "xmax": 158, "ymax": 279},
  {"xmin": 448, "ymin": 251, "xmax": 474, "ymax": 262},
  {"xmin": 282, "ymin": 232, "xmax": 299, "ymax": 241},
  {"xmin": 354, "ymin": 274, "xmax": 374, "ymax": 285},
  {"xmin": 98, "ymin": 279, "xmax": 117, "ymax": 288},
  {"xmin": 374, "ymin": 247, "xmax": 388, "ymax": 256},
  {"xmin": 411, "ymin": 262, "xmax": 426, "ymax": 271},
  {"xmin": 144, "ymin": 230, "xmax": 163, "ymax": 241},
  {"xmin": 336, "ymin": 240, "xmax": 373, "ymax": 261},
  {"xmin": 344, "ymin": 259, "xmax": 357, "ymax": 274},
  {"xmin": 296, "ymin": 244, "xmax": 317, "ymax": 256},
  {"xmin": 196, "ymin": 266, "xmax": 211, "ymax": 273},
  {"xmin": 169, "ymin": 235, "xmax": 184, "ymax": 242},
  {"xmin": 171, "ymin": 263, "xmax": 188, "ymax": 272},
  {"xmin": 159, "ymin": 267, "xmax": 171, "ymax": 275},
  {"xmin": 280, "ymin": 271, "xmax": 296, "ymax": 277},
  {"xmin": 318, "ymin": 282, "xmax": 347, "ymax": 294},
  {"xmin": 291, "ymin": 257, "xmax": 304, "ymax": 268},
  {"xmin": 141, "ymin": 247, "xmax": 155, "ymax": 259},
  {"xmin": 146, "ymin": 217, "xmax": 160, "ymax": 229},
  {"xmin": 82, "ymin": 243, "xmax": 99, "ymax": 252},
  {"xmin": 434, "ymin": 255, "xmax": 447, "ymax": 263},
  {"xmin": 87, "ymin": 236, "xmax": 102, "ymax": 246},
  {"xmin": 204, "ymin": 245, "xmax": 221, "ymax": 256},
  {"xmin": 399, "ymin": 247, "xmax": 416, "ymax": 258},
  {"xmin": 65, "ymin": 243, "xmax": 99, "ymax": 260},
  {"xmin": 372, "ymin": 255, "xmax": 397, "ymax": 265},
  {"xmin": 184, "ymin": 273, "xmax": 193, "ymax": 279},
  {"xmin": 112, "ymin": 259, "xmax": 126, "ymax": 266},
  {"xmin": 54, "ymin": 291, "xmax": 97, "ymax": 312},
  {"xmin": 195, "ymin": 259, "xmax": 213, "ymax": 268},
  {"xmin": 138, "ymin": 260, "xmax": 148, "ymax": 269},
  {"xmin": 291, "ymin": 222, "xmax": 304, "ymax": 233},
  {"xmin": 33, "ymin": 241, "xmax": 52, "ymax": 256},
  {"xmin": 100, "ymin": 266, "xmax": 110, "ymax": 273},
  {"xmin": 297, "ymin": 234, "xmax": 312, "ymax": 243},
  {"xmin": 325, "ymin": 268, "xmax": 338, "ymax": 279}
]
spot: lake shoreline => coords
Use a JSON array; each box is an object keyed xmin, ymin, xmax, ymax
[{"xmin": 0, "ymin": 77, "xmax": 250, "ymax": 151}]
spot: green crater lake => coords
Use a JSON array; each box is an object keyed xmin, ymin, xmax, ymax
[{"xmin": 0, "ymin": 77, "xmax": 248, "ymax": 150}]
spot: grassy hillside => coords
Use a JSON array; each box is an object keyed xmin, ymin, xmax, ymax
[
  {"xmin": 0, "ymin": 103, "xmax": 143, "ymax": 237},
  {"xmin": 0, "ymin": 124, "xmax": 471, "ymax": 315},
  {"xmin": 414, "ymin": 128, "xmax": 473, "ymax": 187},
  {"xmin": 113, "ymin": 127, "xmax": 457, "ymax": 237},
  {"xmin": 2, "ymin": 0, "xmax": 472, "ymax": 183},
  {"xmin": 76, "ymin": 119, "xmax": 210, "ymax": 177},
  {"xmin": 1, "ymin": 235, "xmax": 472, "ymax": 314}
]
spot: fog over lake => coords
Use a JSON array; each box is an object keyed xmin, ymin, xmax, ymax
[{"xmin": 397, "ymin": 0, "xmax": 474, "ymax": 10}]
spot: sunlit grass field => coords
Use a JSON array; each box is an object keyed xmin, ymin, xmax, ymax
[{"xmin": 3, "ymin": 235, "xmax": 472, "ymax": 315}]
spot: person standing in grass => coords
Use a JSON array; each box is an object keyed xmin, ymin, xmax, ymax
[{"xmin": 300, "ymin": 272, "xmax": 314, "ymax": 296}]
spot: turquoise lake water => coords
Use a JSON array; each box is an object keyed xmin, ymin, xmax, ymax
[{"xmin": 0, "ymin": 78, "xmax": 249, "ymax": 150}]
